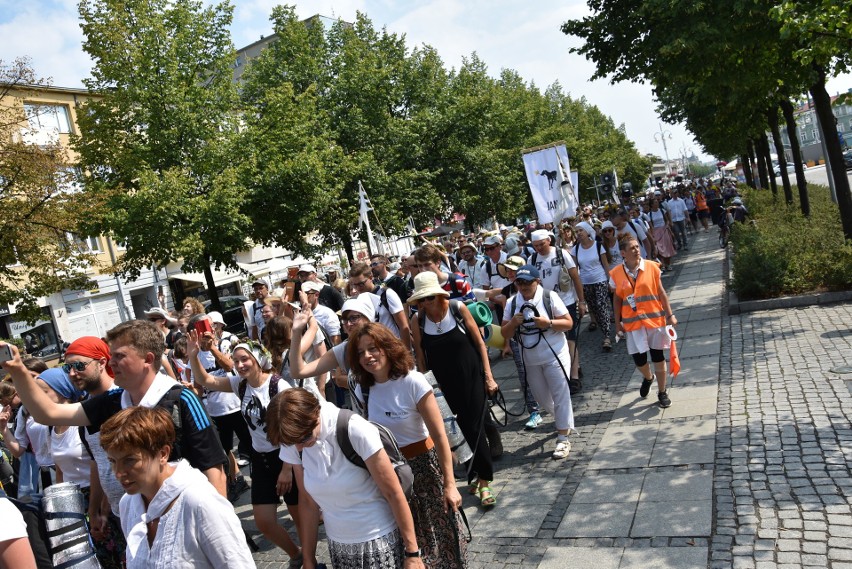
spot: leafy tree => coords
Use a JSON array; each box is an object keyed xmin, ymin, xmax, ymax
[
  {"xmin": 75, "ymin": 0, "xmax": 247, "ymax": 310},
  {"xmin": 0, "ymin": 58, "xmax": 97, "ymax": 323}
]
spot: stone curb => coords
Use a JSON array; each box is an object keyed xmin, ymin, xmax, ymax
[{"xmin": 726, "ymin": 248, "xmax": 852, "ymax": 314}]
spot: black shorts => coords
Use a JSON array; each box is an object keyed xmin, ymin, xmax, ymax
[
  {"xmin": 565, "ymin": 302, "xmax": 579, "ymax": 342},
  {"xmin": 251, "ymin": 449, "xmax": 299, "ymax": 506}
]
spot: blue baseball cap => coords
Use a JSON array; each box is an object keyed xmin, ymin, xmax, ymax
[{"xmin": 514, "ymin": 265, "xmax": 540, "ymax": 282}]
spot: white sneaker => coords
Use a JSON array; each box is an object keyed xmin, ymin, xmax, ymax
[{"xmin": 553, "ymin": 440, "xmax": 571, "ymax": 460}]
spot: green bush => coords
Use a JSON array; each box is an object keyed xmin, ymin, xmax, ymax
[{"xmin": 730, "ymin": 185, "xmax": 852, "ymax": 300}]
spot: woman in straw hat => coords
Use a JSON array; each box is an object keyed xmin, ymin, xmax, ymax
[{"xmin": 409, "ymin": 272, "xmax": 499, "ymax": 508}]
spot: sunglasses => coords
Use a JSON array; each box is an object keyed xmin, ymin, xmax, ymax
[
  {"xmin": 62, "ymin": 360, "xmax": 95, "ymax": 374},
  {"xmin": 420, "ymin": 295, "xmax": 437, "ymax": 302},
  {"xmin": 369, "ymin": 262, "xmax": 382, "ymax": 267}
]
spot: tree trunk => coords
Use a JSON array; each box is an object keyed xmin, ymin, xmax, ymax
[
  {"xmin": 768, "ymin": 107, "xmax": 793, "ymax": 204},
  {"xmin": 759, "ymin": 133, "xmax": 777, "ymax": 196},
  {"xmin": 740, "ymin": 153, "xmax": 754, "ymax": 188},
  {"xmin": 810, "ymin": 68, "xmax": 852, "ymax": 240},
  {"xmin": 780, "ymin": 98, "xmax": 809, "ymax": 216},
  {"xmin": 747, "ymin": 140, "xmax": 759, "ymax": 189},
  {"xmin": 202, "ymin": 257, "xmax": 222, "ymax": 312},
  {"xmin": 754, "ymin": 137, "xmax": 769, "ymax": 191}
]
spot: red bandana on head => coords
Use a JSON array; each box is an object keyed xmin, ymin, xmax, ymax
[{"xmin": 65, "ymin": 336, "xmax": 114, "ymax": 378}]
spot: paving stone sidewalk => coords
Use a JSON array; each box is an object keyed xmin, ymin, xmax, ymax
[{"xmin": 242, "ymin": 227, "xmax": 852, "ymax": 569}]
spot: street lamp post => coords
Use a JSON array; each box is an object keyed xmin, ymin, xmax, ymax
[{"xmin": 654, "ymin": 122, "xmax": 673, "ymax": 175}]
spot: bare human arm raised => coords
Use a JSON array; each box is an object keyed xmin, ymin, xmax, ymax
[
  {"xmin": 186, "ymin": 330, "xmax": 233, "ymax": 393},
  {"xmin": 0, "ymin": 343, "xmax": 90, "ymax": 426},
  {"xmin": 289, "ymin": 310, "xmax": 340, "ymax": 380}
]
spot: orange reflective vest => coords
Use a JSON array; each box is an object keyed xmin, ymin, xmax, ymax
[
  {"xmin": 610, "ymin": 262, "xmax": 666, "ymax": 331},
  {"xmin": 695, "ymin": 192, "xmax": 709, "ymax": 212}
]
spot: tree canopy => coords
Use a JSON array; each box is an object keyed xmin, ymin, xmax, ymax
[{"xmin": 0, "ymin": 58, "xmax": 98, "ymax": 323}]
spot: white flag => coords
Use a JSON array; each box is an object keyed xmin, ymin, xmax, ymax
[{"xmin": 522, "ymin": 144, "xmax": 577, "ymax": 224}]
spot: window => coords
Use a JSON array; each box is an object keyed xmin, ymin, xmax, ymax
[
  {"xmin": 67, "ymin": 234, "xmax": 102, "ymax": 253},
  {"xmin": 23, "ymin": 103, "xmax": 72, "ymax": 134}
]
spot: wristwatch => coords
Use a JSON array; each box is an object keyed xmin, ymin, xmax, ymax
[{"xmin": 404, "ymin": 549, "xmax": 422, "ymax": 558}]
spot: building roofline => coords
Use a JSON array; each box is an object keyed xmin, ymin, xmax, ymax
[{"xmin": 0, "ymin": 82, "xmax": 92, "ymax": 96}]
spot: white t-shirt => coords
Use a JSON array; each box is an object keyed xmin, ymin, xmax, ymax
[
  {"xmin": 16, "ymin": 411, "xmax": 53, "ymax": 467},
  {"xmin": 332, "ymin": 341, "xmax": 350, "ymax": 373},
  {"xmin": 354, "ymin": 371, "xmax": 431, "ymax": 446},
  {"xmin": 197, "ymin": 334, "xmax": 241, "ymax": 417},
  {"xmin": 280, "ymin": 402, "xmax": 395, "ymax": 544},
  {"xmin": 0, "ymin": 498, "xmax": 28, "ymax": 541},
  {"xmin": 617, "ymin": 220, "xmax": 649, "ymax": 258},
  {"xmin": 574, "ymin": 242, "xmax": 608, "ymax": 285},
  {"xmin": 312, "ymin": 304, "xmax": 341, "ymax": 339},
  {"xmin": 605, "ymin": 241, "xmax": 624, "ymax": 269},
  {"xmin": 503, "ymin": 287, "xmax": 569, "ymax": 365},
  {"xmin": 531, "ymin": 247, "xmax": 577, "ymax": 306},
  {"xmin": 50, "ymin": 426, "xmax": 91, "ymax": 488},
  {"xmin": 647, "ymin": 209, "xmax": 667, "ymax": 229},
  {"xmin": 227, "ymin": 375, "xmax": 281, "ymax": 454},
  {"xmin": 478, "ymin": 253, "xmax": 511, "ymax": 290},
  {"xmin": 361, "ymin": 290, "xmax": 404, "ymax": 336}
]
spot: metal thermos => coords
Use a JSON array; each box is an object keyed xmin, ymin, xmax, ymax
[
  {"xmin": 42, "ymin": 482, "xmax": 102, "ymax": 568},
  {"xmin": 425, "ymin": 371, "xmax": 473, "ymax": 465}
]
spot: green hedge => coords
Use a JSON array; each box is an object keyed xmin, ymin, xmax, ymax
[{"xmin": 730, "ymin": 185, "xmax": 852, "ymax": 300}]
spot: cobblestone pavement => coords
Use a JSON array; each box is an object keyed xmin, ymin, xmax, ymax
[{"xmin": 240, "ymin": 227, "xmax": 852, "ymax": 568}]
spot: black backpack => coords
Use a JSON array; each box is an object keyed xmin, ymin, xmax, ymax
[
  {"xmin": 80, "ymin": 384, "xmax": 189, "ymax": 462},
  {"xmin": 335, "ymin": 408, "xmax": 414, "ymax": 501}
]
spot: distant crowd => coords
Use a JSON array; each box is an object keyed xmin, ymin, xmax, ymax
[{"xmin": 0, "ymin": 177, "xmax": 746, "ymax": 569}]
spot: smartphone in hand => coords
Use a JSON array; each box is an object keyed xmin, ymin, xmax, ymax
[{"xmin": 0, "ymin": 344, "xmax": 13, "ymax": 364}]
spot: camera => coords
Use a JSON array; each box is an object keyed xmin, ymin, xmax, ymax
[{"xmin": 521, "ymin": 303, "xmax": 537, "ymax": 323}]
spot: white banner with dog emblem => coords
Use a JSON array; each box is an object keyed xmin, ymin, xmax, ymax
[{"xmin": 522, "ymin": 144, "xmax": 578, "ymax": 224}]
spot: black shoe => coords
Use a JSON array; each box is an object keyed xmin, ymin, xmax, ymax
[
  {"xmin": 588, "ymin": 322, "xmax": 598, "ymax": 331},
  {"xmin": 227, "ymin": 475, "xmax": 250, "ymax": 502},
  {"xmin": 658, "ymin": 391, "xmax": 672, "ymax": 408},
  {"xmin": 639, "ymin": 376, "xmax": 654, "ymax": 398},
  {"xmin": 569, "ymin": 378, "xmax": 582, "ymax": 394}
]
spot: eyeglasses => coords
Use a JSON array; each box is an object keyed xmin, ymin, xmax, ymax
[
  {"xmin": 62, "ymin": 360, "xmax": 95, "ymax": 374},
  {"xmin": 603, "ymin": 228, "xmax": 615, "ymax": 233},
  {"xmin": 343, "ymin": 315, "xmax": 366, "ymax": 324},
  {"xmin": 483, "ymin": 245, "xmax": 499, "ymax": 251}
]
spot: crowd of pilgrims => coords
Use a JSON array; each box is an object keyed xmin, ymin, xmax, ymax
[{"xmin": 0, "ymin": 178, "xmax": 742, "ymax": 568}]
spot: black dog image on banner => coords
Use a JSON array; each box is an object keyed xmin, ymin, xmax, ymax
[{"xmin": 540, "ymin": 170, "xmax": 557, "ymax": 189}]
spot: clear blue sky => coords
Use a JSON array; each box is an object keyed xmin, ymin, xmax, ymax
[{"xmin": 2, "ymin": 0, "xmax": 851, "ymax": 163}]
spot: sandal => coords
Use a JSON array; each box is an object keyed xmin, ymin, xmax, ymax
[
  {"xmin": 478, "ymin": 486, "xmax": 496, "ymax": 507},
  {"xmin": 468, "ymin": 478, "xmax": 480, "ymax": 495}
]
